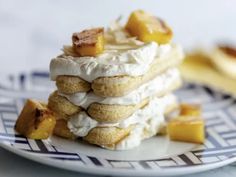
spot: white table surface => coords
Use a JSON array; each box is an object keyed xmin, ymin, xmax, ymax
[{"xmin": 1, "ymin": 0, "xmax": 236, "ymax": 176}]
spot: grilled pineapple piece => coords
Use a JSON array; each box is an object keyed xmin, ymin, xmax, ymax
[
  {"xmin": 15, "ymin": 99, "xmax": 56, "ymax": 139},
  {"xmin": 167, "ymin": 116, "xmax": 205, "ymax": 144},
  {"xmin": 126, "ymin": 10, "xmax": 173, "ymax": 44},
  {"xmin": 72, "ymin": 28, "xmax": 104, "ymax": 56},
  {"xmin": 53, "ymin": 119, "xmax": 76, "ymax": 140},
  {"xmin": 180, "ymin": 104, "xmax": 201, "ymax": 116}
]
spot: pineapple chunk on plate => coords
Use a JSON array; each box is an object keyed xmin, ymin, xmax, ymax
[
  {"xmin": 15, "ymin": 99, "xmax": 56, "ymax": 139},
  {"xmin": 126, "ymin": 10, "xmax": 173, "ymax": 44},
  {"xmin": 72, "ymin": 28, "xmax": 104, "ymax": 56},
  {"xmin": 167, "ymin": 116, "xmax": 205, "ymax": 144}
]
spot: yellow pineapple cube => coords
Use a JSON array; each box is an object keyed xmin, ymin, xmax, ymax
[
  {"xmin": 72, "ymin": 28, "xmax": 104, "ymax": 56},
  {"xmin": 167, "ymin": 116, "xmax": 205, "ymax": 144},
  {"xmin": 180, "ymin": 104, "xmax": 201, "ymax": 116},
  {"xmin": 15, "ymin": 99, "xmax": 56, "ymax": 139},
  {"xmin": 125, "ymin": 10, "xmax": 173, "ymax": 44}
]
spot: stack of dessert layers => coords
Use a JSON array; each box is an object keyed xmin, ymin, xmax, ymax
[{"xmin": 48, "ymin": 23, "xmax": 184, "ymax": 150}]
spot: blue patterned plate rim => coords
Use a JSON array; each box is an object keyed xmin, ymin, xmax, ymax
[{"xmin": 0, "ymin": 83, "xmax": 236, "ymax": 176}]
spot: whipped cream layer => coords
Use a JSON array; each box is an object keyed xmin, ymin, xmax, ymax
[
  {"xmin": 59, "ymin": 68, "xmax": 180, "ymax": 108},
  {"xmin": 50, "ymin": 23, "xmax": 183, "ymax": 82},
  {"xmin": 115, "ymin": 117, "xmax": 163, "ymax": 150},
  {"xmin": 67, "ymin": 94, "xmax": 176, "ymax": 138},
  {"xmin": 50, "ymin": 43, "xmax": 180, "ymax": 82}
]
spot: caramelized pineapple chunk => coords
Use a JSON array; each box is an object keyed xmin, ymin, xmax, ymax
[
  {"xmin": 72, "ymin": 28, "xmax": 104, "ymax": 56},
  {"xmin": 15, "ymin": 99, "xmax": 56, "ymax": 139},
  {"xmin": 167, "ymin": 116, "xmax": 205, "ymax": 144},
  {"xmin": 126, "ymin": 10, "xmax": 173, "ymax": 44},
  {"xmin": 180, "ymin": 104, "xmax": 201, "ymax": 116}
]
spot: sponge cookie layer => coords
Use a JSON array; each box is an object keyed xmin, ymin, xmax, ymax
[
  {"xmin": 56, "ymin": 75, "xmax": 91, "ymax": 94},
  {"xmin": 48, "ymin": 91, "xmax": 81, "ymax": 120},
  {"xmin": 88, "ymin": 78, "xmax": 181, "ymax": 122},
  {"xmin": 54, "ymin": 46, "xmax": 183, "ymax": 97},
  {"xmin": 52, "ymin": 120, "xmax": 133, "ymax": 148},
  {"xmin": 92, "ymin": 48, "xmax": 183, "ymax": 97},
  {"xmin": 84, "ymin": 103, "xmax": 177, "ymax": 150},
  {"xmin": 53, "ymin": 103, "xmax": 177, "ymax": 150},
  {"xmin": 48, "ymin": 77, "xmax": 180, "ymax": 123},
  {"xmin": 83, "ymin": 126, "xmax": 133, "ymax": 147},
  {"xmin": 53, "ymin": 119, "xmax": 76, "ymax": 140}
]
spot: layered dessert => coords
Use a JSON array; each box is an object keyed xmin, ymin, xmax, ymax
[
  {"xmin": 180, "ymin": 44, "xmax": 236, "ymax": 96},
  {"xmin": 46, "ymin": 10, "xmax": 184, "ymax": 150}
]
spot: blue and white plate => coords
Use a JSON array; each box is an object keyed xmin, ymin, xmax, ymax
[{"xmin": 0, "ymin": 73, "xmax": 236, "ymax": 176}]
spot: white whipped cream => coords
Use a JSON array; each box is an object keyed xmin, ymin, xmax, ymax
[
  {"xmin": 115, "ymin": 117, "xmax": 164, "ymax": 150},
  {"xmin": 50, "ymin": 42, "xmax": 178, "ymax": 82},
  {"xmin": 67, "ymin": 94, "xmax": 176, "ymax": 138},
  {"xmin": 59, "ymin": 68, "xmax": 180, "ymax": 108},
  {"xmin": 50, "ymin": 24, "xmax": 183, "ymax": 82}
]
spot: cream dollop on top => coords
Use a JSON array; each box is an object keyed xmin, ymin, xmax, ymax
[
  {"xmin": 50, "ymin": 23, "xmax": 183, "ymax": 82},
  {"xmin": 67, "ymin": 94, "xmax": 176, "ymax": 138},
  {"xmin": 59, "ymin": 68, "xmax": 180, "ymax": 108}
]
